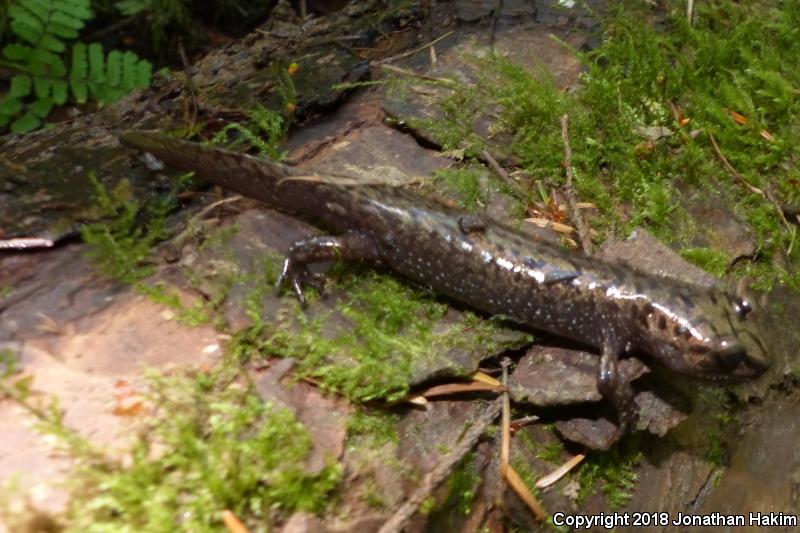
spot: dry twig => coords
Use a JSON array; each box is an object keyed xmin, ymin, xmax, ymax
[
  {"xmin": 504, "ymin": 465, "xmax": 547, "ymax": 521},
  {"xmin": 500, "ymin": 359, "xmax": 511, "ymax": 475},
  {"xmin": 375, "ymin": 31, "xmax": 455, "ymax": 65},
  {"xmin": 0, "ymin": 237, "xmax": 55, "ymax": 249},
  {"xmin": 560, "ymin": 114, "xmax": 593, "ymax": 254},
  {"xmin": 536, "ymin": 453, "xmax": 586, "ymax": 489},
  {"xmin": 708, "ymin": 132, "xmax": 796, "ymax": 251},
  {"xmin": 420, "ymin": 382, "xmax": 505, "ymax": 398},
  {"xmin": 482, "ymin": 149, "xmax": 526, "ymax": 197},
  {"xmin": 221, "ymin": 510, "xmax": 250, "ymax": 533},
  {"xmin": 378, "ymin": 63, "xmax": 457, "ymax": 85},
  {"xmin": 490, "ymin": 0, "xmax": 503, "ymax": 54},
  {"xmin": 499, "ymin": 359, "xmax": 546, "ymax": 521},
  {"xmin": 708, "ymin": 133, "xmax": 764, "ymax": 196},
  {"xmin": 178, "ymin": 39, "xmax": 198, "ymax": 124}
]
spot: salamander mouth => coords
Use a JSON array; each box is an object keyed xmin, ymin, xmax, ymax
[{"xmin": 691, "ymin": 332, "xmax": 769, "ymax": 381}]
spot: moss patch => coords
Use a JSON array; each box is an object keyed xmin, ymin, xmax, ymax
[
  {"xmin": 577, "ymin": 436, "xmax": 643, "ymax": 509},
  {"xmin": 234, "ymin": 268, "xmax": 527, "ymax": 403},
  {"xmin": 0, "ymin": 364, "xmax": 341, "ymax": 532},
  {"xmin": 390, "ymin": 0, "xmax": 800, "ymax": 290}
]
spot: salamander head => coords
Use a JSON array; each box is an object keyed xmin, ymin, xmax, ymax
[{"xmin": 638, "ymin": 287, "xmax": 769, "ymax": 380}]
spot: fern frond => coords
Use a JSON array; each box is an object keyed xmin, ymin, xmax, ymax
[
  {"xmin": 2, "ymin": 0, "xmax": 151, "ymax": 132},
  {"xmin": 57, "ymin": 42, "xmax": 153, "ymax": 105},
  {"xmin": 10, "ymin": 0, "xmax": 91, "ymax": 49}
]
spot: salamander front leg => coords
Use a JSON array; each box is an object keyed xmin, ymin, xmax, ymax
[
  {"xmin": 598, "ymin": 340, "xmax": 638, "ymax": 437},
  {"xmin": 277, "ymin": 232, "xmax": 381, "ymax": 307}
]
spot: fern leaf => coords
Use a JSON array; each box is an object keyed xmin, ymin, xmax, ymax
[
  {"xmin": 8, "ymin": 4, "xmax": 44, "ymax": 38},
  {"xmin": 51, "ymin": 79, "xmax": 69, "ymax": 104},
  {"xmin": 8, "ymin": 0, "xmax": 91, "ymax": 61},
  {"xmin": 32, "ymin": 76, "xmax": 68, "ymax": 103},
  {"xmin": 0, "ymin": 97, "xmax": 24, "ymax": 117},
  {"xmin": 88, "ymin": 42, "xmax": 104, "ymax": 83},
  {"xmin": 70, "ymin": 42, "xmax": 89, "ymax": 102},
  {"xmin": 3, "ymin": 43, "xmax": 33, "ymax": 61},
  {"xmin": 29, "ymin": 97, "xmax": 53, "ymax": 118},
  {"xmin": 54, "ymin": 0, "xmax": 92, "ymax": 21},
  {"xmin": 11, "ymin": 111, "xmax": 41, "ymax": 133},
  {"xmin": 71, "ymin": 79, "xmax": 88, "ymax": 103},
  {"xmin": 9, "ymin": 75, "xmax": 32, "ymax": 98},
  {"xmin": 39, "ymin": 33, "xmax": 65, "ymax": 53},
  {"xmin": 28, "ymin": 49, "xmax": 63, "ymax": 69},
  {"xmin": 50, "ymin": 11, "xmax": 84, "ymax": 36},
  {"xmin": 115, "ymin": 0, "xmax": 147, "ymax": 17},
  {"xmin": 71, "ymin": 42, "xmax": 87, "ymax": 78},
  {"xmin": 121, "ymin": 50, "xmax": 137, "ymax": 89},
  {"xmin": 106, "ymin": 49, "xmax": 122, "ymax": 87},
  {"xmin": 33, "ymin": 76, "xmax": 51, "ymax": 99},
  {"xmin": 135, "ymin": 60, "xmax": 152, "ymax": 88},
  {"xmin": 13, "ymin": 0, "xmax": 47, "ymax": 23},
  {"xmin": 1, "ymin": 0, "xmax": 149, "ymax": 133}
]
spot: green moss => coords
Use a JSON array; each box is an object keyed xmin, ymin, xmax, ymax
[
  {"xmin": 400, "ymin": 77, "xmax": 487, "ymax": 157},
  {"xmin": 81, "ymin": 172, "xmax": 173, "ymax": 284},
  {"xmin": 2, "ymin": 365, "xmax": 341, "ymax": 532},
  {"xmin": 509, "ymin": 429, "xmax": 545, "ymax": 500},
  {"xmin": 577, "ymin": 437, "xmax": 642, "ymax": 509},
  {"xmin": 0, "ymin": 347, "xmax": 18, "ymax": 378},
  {"xmin": 419, "ymin": 495, "xmax": 437, "ymax": 516},
  {"xmin": 246, "ymin": 272, "xmax": 438, "ymax": 402},
  {"xmin": 537, "ymin": 441, "xmax": 565, "ymax": 464},
  {"xmin": 423, "ymin": 452, "xmax": 481, "ymax": 528},
  {"xmin": 212, "ymin": 103, "xmax": 291, "ymax": 161},
  {"xmin": 680, "ymin": 247, "xmax": 731, "ymax": 278},
  {"xmin": 434, "ymin": 166, "xmax": 490, "ymax": 209},
  {"xmin": 346, "ymin": 409, "xmax": 400, "ymax": 445},
  {"xmin": 446, "ymin": 453, "xmax": 480, "ymax": 516},
  {"xmin": 136, "ymin": 282, "xmax": 218, "ymax": 327},
  {"xmin": 393, "ymin": 0, "xmax": 800, "ymax": 289},
  {"xmin": 233, "ymin": 264, "xmax": 526, "ymax": 403},
  {"xmin": 359, "ymin": 480, "xmax": 388, "ymax": 508}
]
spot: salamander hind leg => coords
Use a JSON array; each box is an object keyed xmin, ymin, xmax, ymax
[
  {"xmin": 598, "ymin": 339, "xmax": 638, "ymax": 438},
  {"xmin": 277, "ymin": 231, "xmax": 381, "ymax": 307}
]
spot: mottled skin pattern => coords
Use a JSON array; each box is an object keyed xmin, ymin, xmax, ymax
[{"xmin": 119, "ymin": 131, "xmax": 770, "ymax": 434}]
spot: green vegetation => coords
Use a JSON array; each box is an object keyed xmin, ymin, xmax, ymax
[
  {"xmin": 212, "ymin": 102, "xmax": 293, "ymax": 161},
  {"xmin": 509, "ymin": 427, "xmax": 547, "ymax": 503},
  {"xmin": 0, "ymin": 363, "xmax": 341, "ymax": 532},
  {"xmin": 681, "ymin": 247, "xmax": 731, "ymax": 278},
  {"xmin": 392, "ymin": 0, "xmax": 800, "ymax": 290},
  {"xmin": 0, "ymin": 0, "xmax": 151, "ymax": 132},
  {"xmin": 422, "ymin": 453, "xmax": 480, "ymax": 527},
  {"xmin": 434, "ymin": 165, "xmax": 491, "ymax": 209},
  {"xmin": 578, "ymin": 437, "xmax": 643, "ymax": 509},
  {"xmin": 233, "ymin": 270, "xmax": 524, "ymax": 403},
  {"xmin": 81, "ymin": 171, "xmax": 174, "ymax": 284},
  {"xmin": 0, "ymin": 348, "xmax": 18, "ymax": 378},
  {"xmin": 23, "ymin": 0, "xmax": 800, "ymax": 527},
  {"xmin": 536, "ymin": 441, "xmax": 565, "ymax": 463},
  {"xmin": 346, "ymin": 408, "xmax": 400, "ymax": 445}
]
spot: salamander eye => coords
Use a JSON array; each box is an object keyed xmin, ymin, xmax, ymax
[{"xmin": 734, "ymin": 297, "xmax": 752, "ymax": 320}]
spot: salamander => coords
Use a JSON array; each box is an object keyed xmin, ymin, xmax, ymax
[{"xmin": 118, "ymin": 131, "xmax": 770, "ymax": 434}]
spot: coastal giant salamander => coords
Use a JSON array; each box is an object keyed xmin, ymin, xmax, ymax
[{"xmin": 119, "ymin": 131, "xmax": 769, "ymax": 433}]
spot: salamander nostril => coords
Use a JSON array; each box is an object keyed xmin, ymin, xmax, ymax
[
  {"xmin": 716, "ymin": 339, "xmax": 745, "ymax": 369},
  {"xmin": 735, "ymin": 297, "xmax": 752, "ymax": 320}
]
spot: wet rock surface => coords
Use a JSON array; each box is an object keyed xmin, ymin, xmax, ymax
[{"xmin": 1, "ymin": 1, "xmax": 799, "ymax": 532}]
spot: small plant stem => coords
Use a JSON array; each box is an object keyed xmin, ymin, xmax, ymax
[{"xmin": 561, "ymin": 114, "xmax": 593, "ymax": 255}]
